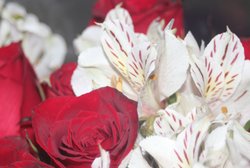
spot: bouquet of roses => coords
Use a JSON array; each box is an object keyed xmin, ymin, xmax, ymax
[{"xmin": 0, "ymin": 0, "xmax": 250, "ymax": 168}]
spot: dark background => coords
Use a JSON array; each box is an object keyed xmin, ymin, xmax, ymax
[{"xmin": 6, "ymin": 0, "xmax": 250, "ymax": 62}]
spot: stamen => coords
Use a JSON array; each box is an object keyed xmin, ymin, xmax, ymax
[
  {"xmin": 149, "ymin": 74, "xmax": 157, "ymax": 80},
  {"xmin": 116, "ymin": 76, "xmax": 123, "ymax": 92},
  {"xmin": 111, "ymin": 75, "xmax": 123, "ymax": 92},
  {"xmin": 111, "ymin": 76, "xmax": 116, "ymax": 88},
  {"xmin": 221, "ymin": 106, "xmax": 228, "ymax": 115}
]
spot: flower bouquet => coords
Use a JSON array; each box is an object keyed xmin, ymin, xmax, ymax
[{"xmin": 0, "ymin": 0, "xmax": 250, "ymax": 168}]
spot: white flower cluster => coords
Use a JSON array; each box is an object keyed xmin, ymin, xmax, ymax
[
  {"xmin": 73, "ymin": 5, "xmax": 250, "ymax": 168},
  {"xmin": 0, "ymin": 0, "xmax": 66, "ymax": 81}
]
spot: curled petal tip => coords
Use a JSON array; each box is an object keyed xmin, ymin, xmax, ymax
[
  {"xmin": 116, "ymin": 2, "xmax": 123, "ymax": 8},
  {"xmin": 165, "ymin": 18, "xmax": 175, "ymax": 30},
  {"xmin": 226, "ymin": 26, "xmax": 232, "ymax": 34},
  {"xmin": 94, "ymin": 22, "xmax": 102, "ymax": 27}
]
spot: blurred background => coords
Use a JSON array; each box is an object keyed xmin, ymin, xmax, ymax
[
  {"xmin": 6, "ymin": 0, "xmax": 95, "ymax": 62},
  {"xmin": 6, "ymin": 0, "xmax": 250, "ymax": 62}
]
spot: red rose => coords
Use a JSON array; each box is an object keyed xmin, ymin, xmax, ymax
[
  {"xmin": 241, "ymin": 38, "xmax": 250, "ymax": 60},
  {"xmin": 0, "ymin": 136, "xmax": 52, "ymax": 168},
  {"xmin": 91, "ymin": 0, "xmax": 184, "ymax": 37},
  {"xmin": 0, "ymin": 42, "xmax": 41, "ymax": 138},
  {"xmin": 42, "ymin": 62, "xmax": 77, "ymax": 98},
  {"xmin": 33, "ymin": 87, "xmax": 138, "ymax": 167}
]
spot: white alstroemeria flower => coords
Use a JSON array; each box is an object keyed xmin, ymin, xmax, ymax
[
  {"xmin": 33, "ymin": 34, "xmax": 66, "ymax": 81},
  {"xmin": 101, "ymin": 9, "xmax": 156, "ymax": 104},
  {"xmin": 101, "ymin": 6, "xmax": 189, "ymax": 117},
  {"xmin": 0, "ymin": 1, "xmax": 66, "ymax": 81},
  {"xmin": 92, "ymin": 145, "xmax": 110, "ymax": 168},
  {"xmin": 0, "ymin": 2, "xmax": 26, "ymax": 46},
  {"xmin": 74, "ymin": 25, "xmax": 102, "ymax": 54},
  {"xmin": 20, "ymin": 13, "xmax": 66, "ymax": 81},
  {"xmin": 188, "ymin": 28, "xmax": 250, "ymax": 125},
  {"xmin": 72, "ymin": 5, "xmax": 139, "ymax": 100},
  {"xmin": 128, "ymin": 116, "xmax": 211, "ymax": 168},
  {"xmin": 72, "ymin": 6, "xmax": 189, "ymax": 116},
  {"xmin": 199, "ymin": 121, "xmax": 250, "ymax": 167},
  {"xmin": 2, "ymin": 2, "xmax": 26, "ymax": 24},
  {"xmin": 102, "ymin": 21, "xmax": 156, "ymax": 95}
]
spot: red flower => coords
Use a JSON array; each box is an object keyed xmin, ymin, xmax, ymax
[
  {"xmin": 33, "ymin": 87, "xmax": 138, "ymax": 167},
  {"xmin": 241, "ymin": 38, "xmax": 250, "ymax": 60},
  {"xmin": 42, "ymin": 62, "xmax": 77, "ymax": 98},
  {"xmin": 0, "ymin": 42, "xmax": 41, "ymax": 138},
  {"xmin": 91, "ymin": 0, "xmax": 184, "ymax": 37},
  {"xmin": 0, "ymin": 136, "xmax": 52, "ymax": 168}
]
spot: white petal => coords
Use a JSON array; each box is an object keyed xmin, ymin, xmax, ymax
[
  {"xmin": 128, "ymin": 148, "xmax": 151, "ymax": 168},
  {"xmin": 22, "ymin": 34, "xmax": 44, "ymax": 64},
  {"xmin": 201, "ymin": 121, "xmax": 250, "ymax": 167},
  {"xmin": 180, "ymin": 68, "xmax": 201, "ymax": 96},
  {"xmin": 102, "ymin": 18, "xmax": 156, "ymax": 94},
  {"xmin": 72, "ymin": 67, "xmax": 109, "ymax": 96},
  {"xmin": 127, "ymin": 34, "xmax": 157, "ymax": 92},
  {"xmin": 190, "ymin": 55, "xmax": 225, "ymax": 103},
  {"xmin": 203, "ymin": 31, "xmax": 245, "ymax": 102},
  {"xmin": 118, "ymin": 151, "xmax": 132, "ymax": 168},
  {"xmin": 105, "ymin": 5, "xmax": 133, "ymax": 28},
  {"xmin": 91, "ymin": 145, "xmax": 110, "ymax": 168},
  {"xmin": 154, "ymin": 109, "xmax": 189, "ymax": 138},
  {"xmin": 205, "ymin": 125, "xmax": 228, "ymax": 149},
  {"xmin": 19, "ymin": 14, "xmax": 51, "ymax": 37},
  {"xmin": 34, "ymin": 34, "xmax": 66, "ymax": 81},
  {"xmin": 47, "ymin": 34, "xmax": 66, "ymax": 69},
  {"xmin": 137, "ymin": 80, "xmax": 161, "ymax": 116},
  {"xmin": 185, "ymin": 31, "xmax": 201, "ymax": 58},
  {"xmin": 147, "ymin": 18, "xmax": 164, "ymax": 45},
  {"xmin": 78, "ymin": 46, "xmax": 113, "ymax": 69},
  {"xmin": 193, "ymin": 163, "xmax": 207, "ymax": 168},
  {"xmin": 139, "ymin": 136, "xmax": 175, "ymax": 168},
  {"xmin": 155, "ymin": 29, "xmax": 189, "ymax": 100},
  {"xmin": 227, "ymin": 121, "xmax": 250, "ymax": 167},
  {"xmin": 169, "ymin": 92, "xmax": 204, "ymax": 117},
  {"xmin": 101, "ymin": 19, "xmax": 133, "ymax": 81},
  {"xmin": 223, "ymin": 60, "xmax": 250, "ymax": 125},
  {"xmin": 73, "ymin": 25, "xmax": 102, "ymax": 54},
  {"xmin": 174, "ymin": 116, "xmax": 211, "ymax": 167},
  {"xmin": 72, "ymin": 47, "xmax": 114, "ymax": 96}
]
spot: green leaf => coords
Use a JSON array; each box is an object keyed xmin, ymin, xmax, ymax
[
  {"xmin": 244, "ymin": 120, "xmax": 250, "ymax": 132},
  {"xmin": 167, "ymin": 93, "xmax": 177, "ymax": 105}
]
